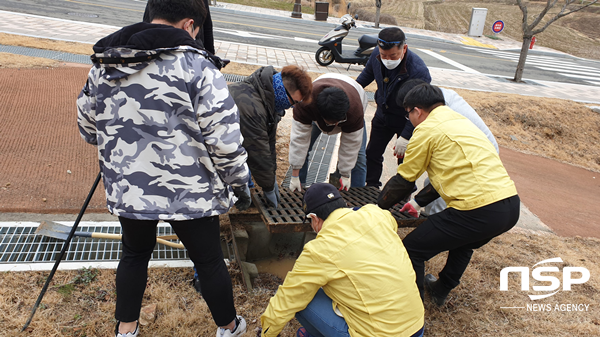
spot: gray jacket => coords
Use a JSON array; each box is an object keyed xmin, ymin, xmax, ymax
[{"xmin": 77, "ymin": 23, "xmax": 248, "ymax": 221}]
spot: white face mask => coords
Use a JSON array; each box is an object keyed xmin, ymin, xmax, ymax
[{"xmin": 381, "ymin": 58, "xmax": 401, "ymax": 70}]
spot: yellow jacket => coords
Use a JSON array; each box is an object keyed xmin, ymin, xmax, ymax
[
  {"xmin": 261, "ymin": 205, "xmax": 424, "ymax": 337},
  {"xmin": 399, "ymin": 105, "xmax": 517, "ymax": 210}
]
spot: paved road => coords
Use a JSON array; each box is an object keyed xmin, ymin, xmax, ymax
[{"xmin": 1, "ymin": 0, "xmax": 600, "ymax": 86}]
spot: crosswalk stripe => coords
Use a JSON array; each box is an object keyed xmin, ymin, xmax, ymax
[
  {"xmin": 534, "ymin": 66, "xmax": 600, "ymax": 76},
  {"xmin": 417, "ymin": 48, "xmax": 481, "ymax": 74},
  {"xmin": 559, "ymin": 73, "xmax": 600, "ymax": 81},
  {"xmin": 463, "ymin": 46, "xmax": 600, "ymax": 83},
  {"xmin": 527, "ymin": 62, "xmax": 596, "ymax": 70}
]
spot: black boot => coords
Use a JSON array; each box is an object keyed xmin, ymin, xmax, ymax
[{"xmin": 424, "ymin": 274, "xmax": 451, "ymax": 307}]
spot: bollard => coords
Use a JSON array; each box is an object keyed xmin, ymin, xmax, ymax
[{"xmin": 291, "ymin": 0, "xmax": 302, "ymax": 18}]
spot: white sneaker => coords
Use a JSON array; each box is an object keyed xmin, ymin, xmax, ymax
[
  {"xmin": 115, "ymin": 321, "xmax": 139, "ymax": 337},
  {"xmin": 216, "ymin": 315, "xmax": 247, "ymax": 337}
]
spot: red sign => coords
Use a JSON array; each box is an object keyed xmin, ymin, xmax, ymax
[{"xmin": 492, "ymin": 20, "xmax": 504, "ymax": 34}]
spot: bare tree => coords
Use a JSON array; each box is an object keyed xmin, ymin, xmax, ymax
[
  {"xmin": 514, "ymin": 0, "xmax": 598, "ymax": 82},
  {"xmin": 374, "ymin": 0, "xmax": 382, "ymax": 28}
]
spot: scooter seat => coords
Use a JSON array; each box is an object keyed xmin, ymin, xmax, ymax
[{"xmin": 358, "ymin": 34, "xmax": 378, "ymax": 49}]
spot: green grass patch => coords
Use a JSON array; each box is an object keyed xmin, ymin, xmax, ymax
[
  {"xmin": 485, "ymin": 34, "xmax": 502, "ymax": 40},
  {"xmin": 72, "ymin": 267, "xmax": 98, "ymax": 285},
  {"xmin": 57, "ymin": 284, "xmax": 75, "ymax": 297}
]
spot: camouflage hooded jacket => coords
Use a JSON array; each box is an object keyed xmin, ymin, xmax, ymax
[
  {"xmin": 76, "ymin": 23, "xmax": 249, "ymax": 221},
  {"xmin": 228, "ymin": 66, "xmax": 279, "ymax": 192}
]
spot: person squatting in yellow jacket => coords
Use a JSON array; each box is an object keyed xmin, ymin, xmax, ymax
[
  {"xmin": 260, "ymin": 183, "xmax": 424, "ymax": 337},
  {"xmin": 378, "ymin": 83, "xmax": 520, "ymax": 306}
]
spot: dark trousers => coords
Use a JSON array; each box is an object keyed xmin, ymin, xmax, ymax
[
  {"xmin": 115, "ymin": 216, "xmax": 236, "ymax": 326},
  {"xmin": 365, "ymin": 114, "xmax": 403, "ymax": 187},
  {"xmin": 403, "ymin": 195, "xmax": 520, "ymax": 298}
]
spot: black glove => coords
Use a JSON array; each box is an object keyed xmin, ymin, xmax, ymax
[{"xmin": 233, "ymin": 184, "xmax": 251, "ymax": 211}]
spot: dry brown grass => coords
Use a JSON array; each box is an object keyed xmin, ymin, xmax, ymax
[
  {"xmin": 0, "ymin": 33, "xmax": 93, "ymax": 56},
  {"xmin": 454, "ymin": 89, "xmax": 600, "ymax": 172},
  {"xmin": 3, "ymin": 230, "xmax": 599, "ymax": 336},
  {"xmin": 414, "ymin": 228, "xmax": 600, "ymax": 336},
  {"xmin": 0, "ymin": 52, "xmax": 60, "ymax": 68}
]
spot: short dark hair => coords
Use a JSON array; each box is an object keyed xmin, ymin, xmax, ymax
[
  {"xmin": 395, "ymin": 79, "xmax": 427, "ymax": 108},
  {"xmin": 317, "ymin": 87, "xmax": 349, "ymax": 122},
  {"xmin": 378, "ymin": 27, "xmax": 406, "ymax": 49},
  {"xmin": 403, "ymin": 83, "xmax": 445, "ymax": 112},
  {"xmin": 147, "ymin": 0, "xmax": 206, "ymax": 28},
  {"xmin": 312, "ymin": 198, "xmax": 347, "ymax": 221}
]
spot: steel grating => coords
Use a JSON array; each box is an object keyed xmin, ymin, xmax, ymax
[
  {"xmin": 0, "ymin": 44, "xmax": 92, "ymax": 64},
  {"xmin": 282, "ymin": 133, "xmax": 338, "ymax": 189},
  {"xmin": 0, "ymin": 222, "xmax": 234, "ymax": 271},
  {"xmin": 252, "ymin": 187, "xmax": 426, "ymax": 233}
]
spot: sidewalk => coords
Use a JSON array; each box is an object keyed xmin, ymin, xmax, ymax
[{"xmin": 2, "ymin": 8, "xmax": 600, "ymax": 103}]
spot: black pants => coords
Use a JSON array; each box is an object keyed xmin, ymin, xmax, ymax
[
  {"xmin": 403, "ymin": 195, "xmax": 520, "ymax": 298},
  {"xmin": 365, "ymin": 113, "xmax": 404, "ymax": 187},
  {"xmin": 115, "ymin": 216, "xmax": 236, "ymax": 326}
]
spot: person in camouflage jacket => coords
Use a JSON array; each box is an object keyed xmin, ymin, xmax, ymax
[
  {"xmin": 228, "ymin": 65, "xmax": 312, "ymax": 208},
  {"xmin": 76, "ymin": 1, "xmax": 249, "ymax": 336}
]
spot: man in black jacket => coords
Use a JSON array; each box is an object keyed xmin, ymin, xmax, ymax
[{"xmin": 356, "ymin": 27, "xmax": 431, "ymax": 187}]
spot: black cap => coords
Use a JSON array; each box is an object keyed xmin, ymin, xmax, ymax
[{"xmin": 303, "ymin": 183, "xmax": 342, "ymax": 215}]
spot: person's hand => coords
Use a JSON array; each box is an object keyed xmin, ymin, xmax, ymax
[
  {"xmin": 339, "ymin": 176, "xmax": 350, "ymax": 191},
  {"xmin": 393, "ymin": 136, "xmax": 409, "ymax": 158},
  {"xmin": 400, "ymin": 199, "xmax": 421, "ymax": 218},
  {"xmin": 232, "ymin": 184, "xmax": 251, "ymax": 211},
  {"xmin": 264, "ymin": 180, "xmax": 281, "ymax": 208},
  {"xmin": 290, "ymin": 176, "xmax": 302, "ymax": 192}
]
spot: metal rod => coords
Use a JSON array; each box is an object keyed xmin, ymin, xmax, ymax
[{"xmin": 21, "ymin": 171, "xmax": 102, "ymax": 332}]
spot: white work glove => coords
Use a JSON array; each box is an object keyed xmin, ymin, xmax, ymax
[
  {"xmin": 339, "ymin": 176, "xmax": 350, "ymax": 191},
  {"xmin": 400, "ymin": 199, "xmax": 421, "ymax": 218},
  {"xmin": 290, "ymin": 176, "xmax": 302, "ymax": 192},
  {"xmin": 393, "ymin": 136, "xmax": 409, "ymax": 159}
]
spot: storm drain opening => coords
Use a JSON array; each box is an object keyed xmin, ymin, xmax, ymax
[{"xmin": 252, "ymin": 187, "xmax": 426, "ymax": 233}]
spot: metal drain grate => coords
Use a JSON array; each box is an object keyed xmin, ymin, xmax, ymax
[
  {"xmin": 282, "ymin": 132, "xmax": 338, "ymax": 189},
  {"xmin": 252, "ymin": 187, "xmax": 426, "ymax": 233},
  {"xmin": 222, "ymin": 73, "xmax": 247, "ymax": 83},
  {"xmin": 0, "ymin": 222, "xmax": 234, "ymax": 271},
  {"xmin": 0, "ymin": 44, "xmax": 92, "ymax": 64}
]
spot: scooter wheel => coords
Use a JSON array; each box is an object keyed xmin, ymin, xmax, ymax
[{"xmin": 315, "ymin": 47, "xmax": 334, "ymax": 66}]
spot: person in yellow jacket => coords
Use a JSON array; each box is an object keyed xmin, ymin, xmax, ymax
[
  {"xmin": 260, "ymin": 183, "xmax": 424, "ymax": 337},
  {"xmin": 378, "ymin": 83, "xmax": 520, "ymax": 306}
]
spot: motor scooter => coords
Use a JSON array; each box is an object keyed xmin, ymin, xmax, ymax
[{"xmin": 315, "ymin": 14, "xmax": 378, "ymax": 67}]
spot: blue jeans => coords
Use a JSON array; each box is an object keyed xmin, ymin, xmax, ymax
[
  {"xmin": 295, "ymin": 289, "xmax": 350, "ymax": 337},
  {"xmin": 296, "ymin": 289, "xmax": 425, "ymax": 337},
  {"xmin": 298, "ymin": 122, "xmax": 367, "ymax": 188}
]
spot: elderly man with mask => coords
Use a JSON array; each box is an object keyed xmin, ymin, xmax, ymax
[{"xmin": 356, "ymin": 27, "xmax": 431, "ymax": 188}]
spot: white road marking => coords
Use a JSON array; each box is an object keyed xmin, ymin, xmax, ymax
[{"xmin": 417, "ymin": 48, "xmax": 481, "ymax": 74}]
